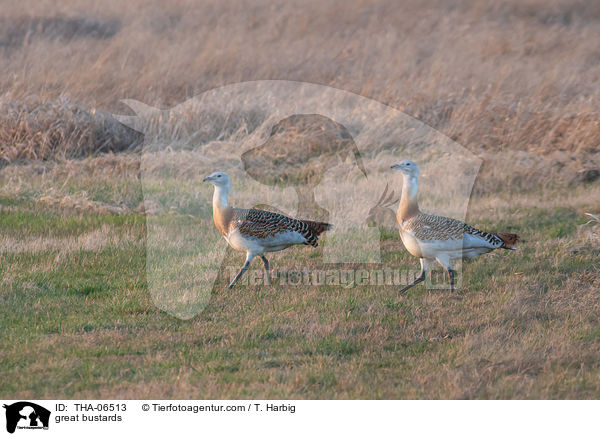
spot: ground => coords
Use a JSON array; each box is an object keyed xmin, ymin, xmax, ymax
[
  {"xmin": 1, "ymin": 159, "xmax": 598, "ymax": 398},
  {"xmin": 1, "ymin": 0, "xmax": 600, "ymax": 399}
]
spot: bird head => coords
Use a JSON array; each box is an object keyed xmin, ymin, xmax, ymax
[
  {"xmin": 203, "ymin": 171, "xmax": 231, "ymax": 188},
  {"xmin": 391, "ymin": 160, "xmax": 419, "ymax": 177}
]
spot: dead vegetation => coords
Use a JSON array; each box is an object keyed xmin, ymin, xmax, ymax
[
  {"xmin": 581, "ymin": 212, "xmax": 600, "ymax": 247},
  {"xmin": 0, "ymin": 0, "xmax": 599, "ymax": 399},
  {"xmin": 0, "ymin": 0, "xmax": 598, "ymax": 191},
  {"xmin": 0, "ymin": 97, "xmax": 141, "ymax": 163},
  {"xmin": 0, "ymin": 15, "xmax": 120, "ymax": 48}
]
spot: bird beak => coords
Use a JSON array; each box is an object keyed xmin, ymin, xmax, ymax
[
  {"xmin": 202, "ymin": 176, "xmax": 211, "ymax": 182},
  {"xmin": 391, "ymin": 163, "xmax": 401, "ymax": 170}
]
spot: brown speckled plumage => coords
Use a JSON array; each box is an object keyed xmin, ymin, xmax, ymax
[
  {"xmin": 402, "ymin": 213, "xmax": 505, "ymax": 247},
  {"xmin": 232, "ymin": 208, "xmax": 330, "ymax": 246}
]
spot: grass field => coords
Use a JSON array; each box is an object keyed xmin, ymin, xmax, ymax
[
  {"xmin": 1, "ymin": 158, "xmax": 599, "ymax": 399},
  {"xmin": 1, "ymin": 0, "xmax": 600, "ymax": 399}
]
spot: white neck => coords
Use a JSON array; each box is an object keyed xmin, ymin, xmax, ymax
[
  {"xmin": 398, "ymin": 174, "xmax": 420, "ymax": 220},
  {"xmin": 402, "ymin": 174, "xmax": 418, "ymax": 200},
  {"xmin": 213, "ymin": 184, "xmax": 230, "ymax": 210}
]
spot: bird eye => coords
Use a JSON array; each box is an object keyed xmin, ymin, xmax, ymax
[{"xmin": 217, "ymin": 175, "xmax": 222, "ymax": 177}]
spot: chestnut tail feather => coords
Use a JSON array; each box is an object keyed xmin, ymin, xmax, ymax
[
  {"xmin": 496, "ymin": 232, "xmax": 520, "ymax": 249},
  {"xmin": 302, "ymin": 220, "xmax": 333, "ymax": 236}
]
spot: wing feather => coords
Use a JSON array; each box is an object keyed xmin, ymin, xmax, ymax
[
  {"xmin": 232, "ymin": 208, "xmax": 330, "ymax": 247},
  {"xmin": 403, "ymin": 213, "xmax": 504, "ymax": 249}
]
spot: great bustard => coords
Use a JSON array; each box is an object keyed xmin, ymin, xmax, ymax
[
  {"xmin": 391, "ymin": 160, "xmax": 519, "ymax": 294},
  {"xmin": 203, "ymin": 172, "xmax": 332, "ymax": 288}
]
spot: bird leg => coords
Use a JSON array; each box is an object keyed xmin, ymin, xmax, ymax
[
  {"xmin": 399, "ymin": 258, "xmax": 429, "ymax": 295},
  {"xmin": 260, "ymin": 255, "xmax": 271, "ymax": 285},
  {"xmin": 228, "ymin": 253, "xmax": 255, "ymax": 289},
  {"xmin": 228, "ymin": 261, "xmax": 250, "ymax": 289},
  {"xmin": 447, "ymin": 268, "xmax": 455, "ymax": 293},
  {"xmin": 436, "ymin": 255, "xmax": 455, "ymax": 293},
  {"xmin": 399, "ymin": 271, "xmax": 425, "ymax": 294}
]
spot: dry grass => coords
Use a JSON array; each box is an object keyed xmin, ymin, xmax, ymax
[
  {"xmin": 1, "ymin": 0, "xmax": 600, "ymax": 399},
  {"xmin": 1, "ymin": 155, "xmax": 599, "ymax": 399},
  {"xmin": 0, "ymin": 0, "xmax": 598, "ymax": 189},
  {"xmin": 580, "ymin": 212, "xmax": 600, "ymax": 247},
  {"xmin": 0, "ymin": 97, "xmax": 141, "ymax": 162}
]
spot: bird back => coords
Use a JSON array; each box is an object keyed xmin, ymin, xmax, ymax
[{"xmin": 233, "ymin": 208, "xmax": 332, "ymax": 247}]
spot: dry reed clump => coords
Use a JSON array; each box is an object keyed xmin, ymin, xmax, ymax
[
  {"xmin": 0, "ymin": 97, "xmax": 141, "ymax": 163},
  {"xmin": 0, "ymin": 15, "xmax": 120, "ymax": 48}
]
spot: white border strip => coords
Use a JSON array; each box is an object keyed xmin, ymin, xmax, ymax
[{"xmin": 1, "ymin": 400, "xmax": 597, "ymax": 436}]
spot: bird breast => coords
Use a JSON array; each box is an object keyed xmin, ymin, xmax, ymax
[{"xmin": 399, "ymin": 229, "xmax": 424, "ymax": 258}]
